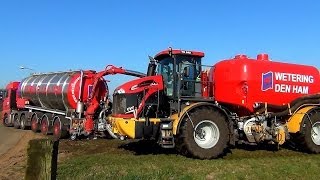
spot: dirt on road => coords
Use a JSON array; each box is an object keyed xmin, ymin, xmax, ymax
[{"xmin": 0, "ymin": 125, "xmax": 43, "ymax": 180}]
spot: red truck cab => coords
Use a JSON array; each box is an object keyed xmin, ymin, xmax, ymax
[{"xmin": 2, "ymin": 82, "xmax": 20, "ymax": 126}]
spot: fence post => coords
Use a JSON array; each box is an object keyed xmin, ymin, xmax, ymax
[{"xmin": 25, "ymin": 139, "xmax": 59, "ymax": 180}]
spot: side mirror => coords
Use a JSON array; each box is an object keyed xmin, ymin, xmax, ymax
[
  {"xmin": 148, "ymin": 56, "xmax": 156, "ymax": 63},
  {"xmin": 147, "ymin": 56, "xmax": 157, "ymax": 76},
  {"xmin": 183, "ymin": 67, "xmax": 190, "ymax": 77}
]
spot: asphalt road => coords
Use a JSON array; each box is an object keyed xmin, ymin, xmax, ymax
[{"xmin": 0, "ymin": 124, "xmax": 25, "ymax": 156}]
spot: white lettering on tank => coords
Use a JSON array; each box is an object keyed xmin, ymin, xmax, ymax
[
  {"xmin": 303, "ymin": 86, "xmax": 309, "ymax": 94},
  {"xmin": 291, "ymin": 74, "xmax": 297, "ymax": 82},
  {"xmin": 274, "ymin": 72, "xmax": 314, "ymax": 83},
  {"xmin": 275, "ymin": 72, "xmax": 283, "ymax": 81},
  {"xmin": 296, "ymin": 74, "xmax": 302, "ymax": 82},
  {"xmin": 71, "ymin": 76, "xmax": 80, "ymax": 103},
  {"xmin": 275, "ymin": 84, "xmax": 291, "ymax": 93},
  {"xmin": 292, "ymin": 85, "xmax": 309, "ymax": 94}
]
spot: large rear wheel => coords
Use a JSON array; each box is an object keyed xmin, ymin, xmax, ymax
[
  {"xmin": 298, "ymin": 109, "xmax": 320, "ymax": 153},
  {"xmin": 176, "ymin": 107, "xmax": 229, "ymax": 159}
]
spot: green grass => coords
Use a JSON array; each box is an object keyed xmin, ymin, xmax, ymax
[{"xmin": 57, "ymin": 139, "xmax": 320, "ymax": 180}]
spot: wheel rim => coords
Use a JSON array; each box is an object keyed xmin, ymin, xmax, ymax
[
  {"xmin": 4, "ymin": 117, "xmax": 9, "ymax": 125},
  {"xmin": 193, "ymin": 120, "xmax": 220, "ymax": 149},
  {"xmin": 31, "ymin": 117, "xmax": 38, "ymax": 131},
  {"xmin": 54, "ymin": 121, "xmax": 61, "ymax": 138},
  {"xmin": 42, "ymin": 120, "xmax": 48, "ymax": 135},
  {"xmin": 311, "ymin": 122, "xmax": 320, "ymax": 145},
  {"xmin": 20, "ymin": 118, "xmax": 25, "ymax": 128},
  {"xmin": 14, "ymin": 116, "xmax": 19, "ymax": 128}
]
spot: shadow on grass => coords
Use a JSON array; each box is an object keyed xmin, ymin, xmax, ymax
[
  {"xmin": 236, "ymin": 141, "xmax": 302, "ymax": 152},
  {"xmin": 236, "ymin": 143, "xmax": 280, "ymax": 152},
  {"xmin": 119, "ymin": 139, "xmax": 306, "ymax": 159},
  {"xmin": 119, "ymin": 140, "xmax": 178, "ymax": 156}
]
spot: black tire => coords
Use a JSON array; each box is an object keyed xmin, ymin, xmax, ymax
[
  {"xmin": 41, "ymin": 115, "xmax": 50, "ymax": 135},
  {"xmin": 31, "ymin": 114, "xmax": 40, "ymax": 133},
  {"xmin": 2, "ymin": 114, "xmax": 11, "ymax": 127},
  {"xmin": 296, "ymin": 109, "xmax": 320, "ymax": 153},
  {"xmin": 176, "ymin": 107, "xmax": 229, "ymax": 159},
  {"xmin": 53, "ymin": 117, "xmax": 68, "ymax": 140},
  {"xmin": 20, "ymin": 114, "xmax": 28, "ymax": 130},
  {"xmin": 13, "ymin": 114, "xmax": 20, "ymax": 129}
]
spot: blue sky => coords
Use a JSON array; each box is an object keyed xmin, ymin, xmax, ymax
[{"xmin": 0, "ymin": 1, "xmax": 320, "ymax": 91}]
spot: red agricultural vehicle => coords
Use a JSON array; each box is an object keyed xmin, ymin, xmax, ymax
[
  {"xmin": 106, "ymin": 48, "xmax": 320, "ymax": 159},
  {"xmin": 1, "ymin": 65, "xmax": 145, "ymax": 140},
  {"xmin": 2, "ymin": 48, "xmax": 320, "ymax": 159}
]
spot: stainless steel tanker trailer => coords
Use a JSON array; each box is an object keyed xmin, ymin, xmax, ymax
[{"xmin": 1, "ymin": 65, "xmax": 145, "ymax": 140}]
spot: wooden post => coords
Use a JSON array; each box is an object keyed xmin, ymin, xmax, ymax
[{"xmin": 25, "ymin": 139, "xmax": 59, "ymax": 180}]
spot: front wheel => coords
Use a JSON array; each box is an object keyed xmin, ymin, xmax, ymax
[
  {"xmin": 176, "ymin": 107, "xmax": 230, "ymax": 159},
  {"xmin": 2, "ymin": 115, "xmax": 11, "ymax": 127}
]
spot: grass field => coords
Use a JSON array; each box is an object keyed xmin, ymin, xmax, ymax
[{"xmin": 57, "ymin": 139, "xmax": 320, "ymax": 180}]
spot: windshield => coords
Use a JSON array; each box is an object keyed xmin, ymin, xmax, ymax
[
  {"xmin": 157, "ymin": 57, "xmax": 174, "ymax": 96},
  {"xmin": 176, "ymin": 56, "xmax": 201, "ymax": 97},
  {"xmin": 175, "ymin": 55, "xmax": 201, "ymax": 79},
  {"xmin": 157, "ymin": 55, "xmax": 202, "ymax": 97}
]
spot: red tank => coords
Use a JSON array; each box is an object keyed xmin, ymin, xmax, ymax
[
  {"xmin": 18, "ymin": 70, "xmax": 108, "ymax": 111},
  {"xmin": 211, "ymin": 54, "xmax": 320, "ymax": 114}
]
